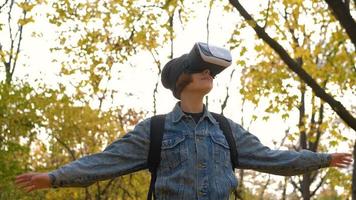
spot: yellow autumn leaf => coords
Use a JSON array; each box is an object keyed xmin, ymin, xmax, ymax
[
  {"xmin": 294, "ymin": 47, "xmax": 305, "ymax": 57},
  {"xmin": 16, "ymin": 2, "xmax": 36, "ymax": 12},
  {"xmin": 35, "ymin": 0, "xmax": 47, "ymax": 4},
  {"xmin": 18, "ymin": 17, "xmax": 35, "ymax": 26},
  {"xmin": 0, "ymin": 50, "xmax": 7, "ymax": 63}
]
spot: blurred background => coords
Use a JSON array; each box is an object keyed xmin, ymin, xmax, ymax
[{"xmin": 0, "ymin": 0, "xmax": 355, "ymax": 199}]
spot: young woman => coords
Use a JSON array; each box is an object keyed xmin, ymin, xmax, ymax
[{"xmin": 16, "ymin": 44, "xmax": 352, "ymax": 199}]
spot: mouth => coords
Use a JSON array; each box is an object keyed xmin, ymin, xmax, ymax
[{"xmin": 201, "ymin": 76, "xmax": 213, "ymax": 81}]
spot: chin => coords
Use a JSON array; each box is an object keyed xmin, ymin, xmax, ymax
[{"xmin": 200, "ymin": 86, "xmax": 213, "ymax": 94}]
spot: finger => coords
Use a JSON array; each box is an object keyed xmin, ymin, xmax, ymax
[
  {"xmin": 342, "ymin": 158, "xmax": 353, "ymax": 162},
  {"xmin": 332, "ymin": 164, "xmax": 344, "ymax": 168},
  {"xmin": 15, "ymin": 175, "xmax": 31, "ymax": 183},
  {"xmin": 340, "ymin": 161, "xmax": 352, "ymax": 165},
  {"xmin": 343, "ymin": 153, "xmax": 352, "ymax": 156},
  {"xmin": 335, "ymin": 161, "xmax": 350, "ymax": 165},
  {"xmin": 16, "ymin": 173, "xmax": 36, "ymax": 184},
  {"xmin": 16, "ymin": 172, "xmax": 35, "ymax": 179},
  {"xmin": 15, "ymin": 177, "xmax": 29, "ymax": 185},
  {"xmin": 24, "ymin": 185, "xmax": 36, "ymax": 193},
  {"xmin": 341, "ymin": 157, "xmax": 353, "ymax": 161},
  {"xmin": 16, "ymin": 174, "xmax": 29, "ymax": 179},
  {"xmin": 341, "ymin": 155, "xmax": 353, "ymax": 159},
  {"xmin": 335, "ymin": 163, "xmax": 349, "ymax": 168},
  {"xmin": 335, "ymin": 158, "xmax": 352, "ymax": 163},
  {"xmin": 18, "ymin": 181, "xmax": 33, "ymax": 189}
]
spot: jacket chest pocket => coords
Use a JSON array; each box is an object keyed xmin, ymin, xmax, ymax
[
  {"xmin": 211, "ymin": 133, "xmax": 230, "ymax": 167},
  {"xmin": 160, "ymin": 135, "xmax": 188, "ymax": 171}
]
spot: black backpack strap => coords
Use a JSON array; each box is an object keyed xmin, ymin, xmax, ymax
[
  {"xmin": 211, "ymin": 112, "xmax": 239, "ymax": 169},
  {"xmin": 211, "ymin": 113, "xmax": 239, "ymax": 200},
  {"xmin": 147, "ymin": 114, "xmax": 166, "ymax": 200}
]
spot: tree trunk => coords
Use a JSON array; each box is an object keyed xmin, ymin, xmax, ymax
[
  {"xmin": 301, "ymin": 173, "xmax": 311, "ymax": 200},
  {"xmin": 281, "ymin": 177, "xmax": 288, "ymax": 200},
  {"xmin": 353, "ymin": 141, "xmax": 356, "ymax": 200},
  {"xmin": 236, "ymin": 169, "xmax": 245, "ymax": 200}
]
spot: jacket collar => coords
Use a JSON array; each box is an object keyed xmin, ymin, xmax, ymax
[{"xmin": 170, "ymin": 102, "xmax": 218, "ymax": 124}]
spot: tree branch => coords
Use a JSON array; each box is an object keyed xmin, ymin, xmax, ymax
[
  {"xmin": 290, "ymin": 178, "xmax": 302, "ymax": 194},
  {"xmin": 308, "ymin": 94, "xmax": 317, "ymax": 151},
  {"xmin": 206, "ymin": 0, "xmax": 214, "ymax": 44},
  {"xmin": 281, "ymin": 177, "xmax": 288, "ymax": 200},
  {"xmin": 53, "ymin": 134, "xmax": 77, "ymax": 161},
  {"xmin": 11, "ymin": 9, "xmax": 26, "ymax": 80},
  {"xmin": 100, "ymin": 178, "xmax": 116, "ymax": 197},
  {"xmin": 168, "ymin": 11, "xmax": 174, "ymax": 59},
  {"xmin": 259, "ymin": 174, "xmax": 271, "ymax": 200},
  {"xmin": 229, "ymin": 0, "xmax": 356, "ymax": 131},
  {"xmin": 0, "ymin": 0, "xmax": 9, "ymax": 12},
  {"xmin": 353, "ymin": 140, "xmax": 356, "ymax": 199},
  {"xmin": 262, "ymin": 0, "xmax": 271, "ymax": 29},
  {"xmin": 311, "ymin": 82, "xmax": 326, "ymax": 152},
  {"xmin": 324, "ymin": 0, "xmax": 356, "ymax": 48},
  {"xmin": 221, "ymin": 69, "xmax": 235, "ymax": 114},
  {"xmin": 283, "ymin": 7, "xmax": 300, "ymax": 47},
  {"xmin": 149, "ymin": 49, "xmax": 162, "ymax": 115},
  {"xmin": 96, "ymin": 181, "xmax": 102, "ymax": 200},
  {"xmin": 299, "ymin": 83, "xmax": 307, "ymax": 150},
  {"xmin": 310, "ymin": 173, "xmax": 328, "ymax": 197}
]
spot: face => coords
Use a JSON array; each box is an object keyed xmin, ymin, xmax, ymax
[{"xmin": 183, "ymin": 69, "xmax": 213, "ymax": 96}]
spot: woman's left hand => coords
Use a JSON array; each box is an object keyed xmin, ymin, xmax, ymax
[{"xmin": 330, "ymin": 153, "xmax": 353, "ymax": 168}]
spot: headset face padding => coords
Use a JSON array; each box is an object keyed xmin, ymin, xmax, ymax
[{"xmin": 186, "ymin": 42, "xmax": 232, "ymax": 76}]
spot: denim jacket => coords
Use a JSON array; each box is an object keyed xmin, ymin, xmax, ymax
[{"xmin": 49, "ymin": 102, "xmax": 331, "ymax": 200}]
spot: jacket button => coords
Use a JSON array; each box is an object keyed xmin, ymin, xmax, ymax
[
  {"xmin": 199, "ymin": 162, "xmax": 206, "ymax": 168},
  {"xmin": 198, "ymin": 190, "xmax": 206, "ymax": 196}
]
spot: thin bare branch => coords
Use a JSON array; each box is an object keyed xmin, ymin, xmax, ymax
[
  {"xmin": 169, "ymin": 14, "xmax": 174, "ymax": 59},
  {"xmin": 221, "ymin": 69, "xmax": 235, "ymax": 115},
  {"xmin": 290, "ymin": 178, "xmax": 302, "ymax": 194},
  {"xmin": 101, "ymin": 178, "xmax": 116, "ymax": 197},
  {"xmin": 298, "ymin": 82, "xmax": 307, "ymax": 150},
  {"xmin": 53, "ymin": 135, "xmax": 77, "ymax": 161},
  {"xmin": 281, "ymin": 177, "xmax": 288, "ymax": 200},
  {"xmin": 259, "ymin": 174, "xmax": 271, "ymax": 200},
  {"xmin": 283, "ymin": 6, "xmax": 300, "ymax": 47},
  {"xmin": 263, "ymin": 0, "xmax": 271, "ymax": 29},
  {"xmin": 96, "ymin": 181, "xmax": 102, "ymax": 200},
  {"xmin": 310, "ymin": 173, "xmax": 328, "ymax": 197},
  {"xmin": 149, "ymin": 49, "xmax": 162, "ymax": 115},
  {"xmin": 11, "ymin": 8, "xmax": 26, "ymax": 80},
  {"xmin": 0, "ymin": 0, "xmax": 9, "ymax": 11},
  {"xmin": 206, "ymin": 0, "xmax": 214, "ymax": 44},
  {"xmin": 353, "ymin": 141, "xmax": 356, "ymax": 199}
]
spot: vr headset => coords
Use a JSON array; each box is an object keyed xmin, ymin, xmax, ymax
[{"xmin": 185, "ymin": 42, "xmax": 232, "ymax": 77}]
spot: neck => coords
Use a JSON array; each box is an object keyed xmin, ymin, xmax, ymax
[{"xmin": 179, "ymin": 92, "xmax": 205, "ymax": 113}]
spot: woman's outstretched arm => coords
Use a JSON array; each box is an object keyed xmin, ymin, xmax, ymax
[
  {"xmin": 15, "ymin": 118, "xmax": 151, "ymax": 192},
  {"xmin": 228, "ymin": 119, "xmax": 352, "ymax": 175}
]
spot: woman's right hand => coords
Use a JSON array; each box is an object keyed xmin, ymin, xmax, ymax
[{"xmin": 15, "ymin": 172, "xmax": 51, "ymax": 193}]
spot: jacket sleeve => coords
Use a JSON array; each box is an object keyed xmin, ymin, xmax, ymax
[
  {"xmin": 228, "ymin": 119, "xmax": 331, "ymax": 176},
  {"xmin": 48, "ymin": 118, "xmax": 151, "ymax": 187}
]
